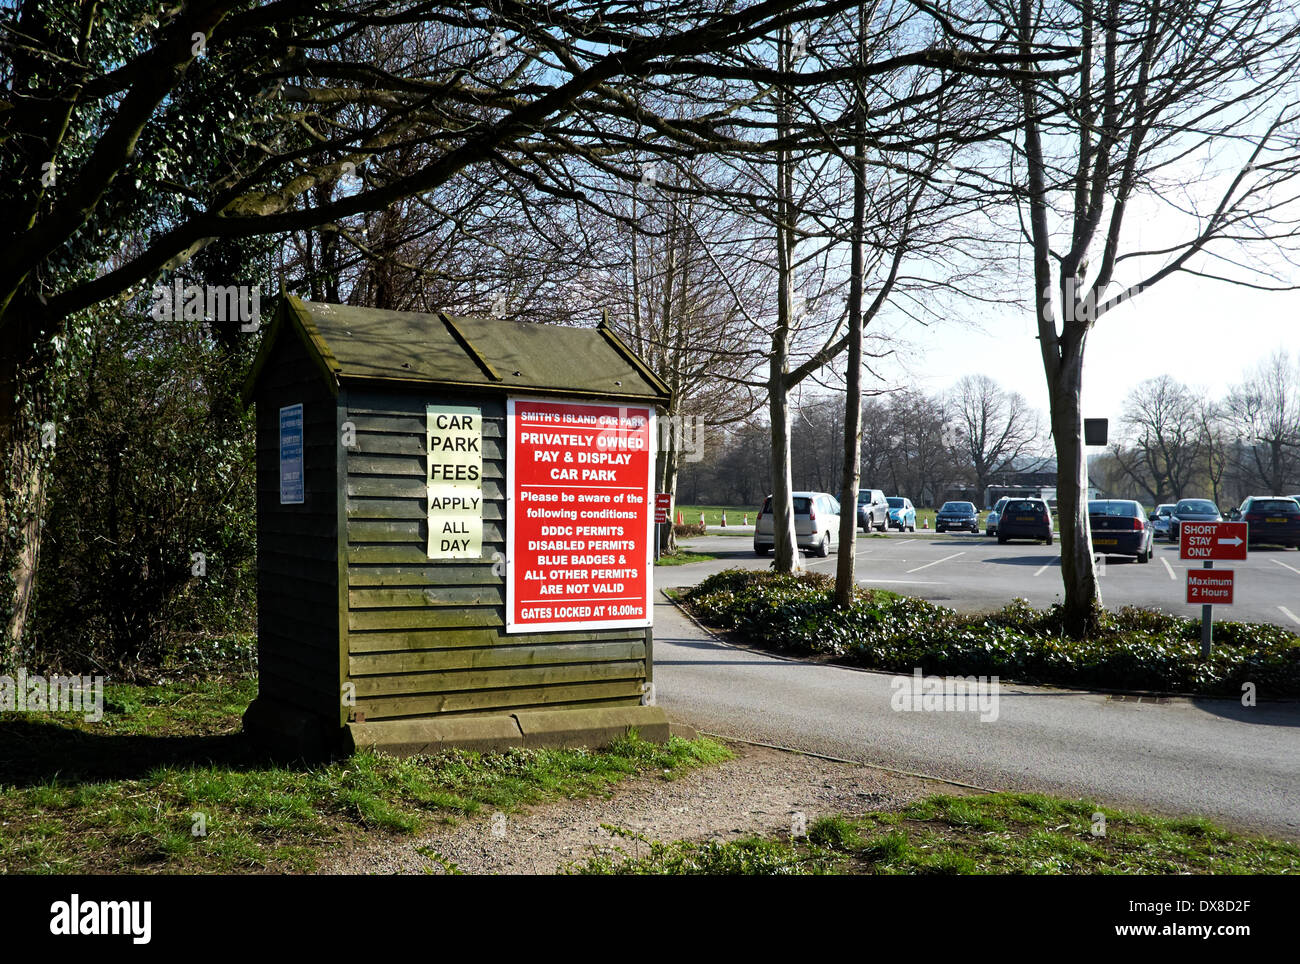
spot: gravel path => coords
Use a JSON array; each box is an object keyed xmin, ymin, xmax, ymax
[{"xmin": 324, "ymin": 741, "xmax": 972, "ymax": 875}]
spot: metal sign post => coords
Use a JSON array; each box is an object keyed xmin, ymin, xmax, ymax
[
  {"xmin": 1180, "ymin": 521, "xmax": 1247, "ymax": 658},
  {"xmin": 1200, "ymin": 560, "xmax": 1213, "ymax": 657}
]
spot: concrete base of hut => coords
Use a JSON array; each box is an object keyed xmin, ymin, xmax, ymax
[
  {"xmin": 243, "ymin": 698, "xmax": 674, "ymax": 758},
  {"xmin": 344, "ymin": 705, "xmax": 672, "ymax": 757}
]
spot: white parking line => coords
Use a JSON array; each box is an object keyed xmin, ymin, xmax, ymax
[
  {"xmin": 1279, "ymin": 607, "xmax": 1300, "ymax": 626},
  {"xmin": 1271, "ymin": 559, "xmax": 1300, "ymax": 576},
  {"xmin": 860, "ymin": 579, "xmax": 945, "ymax": 585},
  {"xmin": 906, "ymin": 551, "xmax": 964, "ymax": 574},
  {"xmin": 893, "ymin": 538, "xmax": 916, "ymax": 545},
  {"xmin": 1033, "ymin": 557, "xmax": 1059, "ymax": 577},
  {"xmin": 1160, "ymin": 557, "xmax": 1177, "ymax": 580}
]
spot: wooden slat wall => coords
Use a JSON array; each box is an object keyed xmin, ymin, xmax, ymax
[
  {"xmin": 255, "ymin": 329, "xmax": 340, "ymax": 725},
  {"xmin": 343, "ymin": 387, "xmax": 649, "ymax": 721}
]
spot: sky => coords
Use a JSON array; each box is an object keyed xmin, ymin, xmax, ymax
[{"xmin": 873, "ymin": 267, "xmax": 1300, "ymax": 441}]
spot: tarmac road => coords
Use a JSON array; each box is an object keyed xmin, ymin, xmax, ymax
[{"xmin": 653, "ymin": 534, "xmax": 1300, "ymax": 838}]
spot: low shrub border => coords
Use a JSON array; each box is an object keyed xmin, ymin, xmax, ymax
[{"xmin": 681, "ymin": 569, "xmax": 1300, "ymax": 698}]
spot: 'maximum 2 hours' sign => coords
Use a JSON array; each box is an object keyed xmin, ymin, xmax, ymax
[{"xmin": 506, "ymin": 397, "xmax": 655, "ymax": 633}]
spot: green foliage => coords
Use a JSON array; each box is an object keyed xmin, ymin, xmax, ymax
[
  {"xmin": 29, "ymin": 306, "xmax": 258, "ymax": 674},
  {"xmin": 685, "ymin": 569, "xmax": 1300, "ymax": 696}
]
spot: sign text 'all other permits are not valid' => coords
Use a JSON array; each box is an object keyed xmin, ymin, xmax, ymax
[
  {"xmin": 506, "ymin": 397, "xmax": 654, "ymax": 633},
  {"xmin": 426, "ymin": 404, "xmax": 483, "ymax": 559}
]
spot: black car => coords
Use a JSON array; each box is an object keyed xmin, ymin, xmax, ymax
[
  {"xmin": 997, "ymin": 498, "xmax": 1053, "ymax": 545},
  {"xmin": 1232, "ymin": 497, "xmax": 1300, "ymax": 548},
  {"xmin": 1088, "ymin": 499, "xmax": 1153, "ymax": 562},
  {"xmin": 935, "ymin": 501, "xmax": 979, "ymax": 533},
  {"xmin": 1167, "ymin": 498, "xmax": 1221, "ymax": 543}
]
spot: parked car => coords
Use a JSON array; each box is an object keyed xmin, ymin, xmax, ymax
[
  {"xmin": 886, "ymin": 496, "xmax": 916, "ymax": 532},
  {"xmin": 985, "ymin": 496, "xmax": 1012, "ymax": 536},
  {"xmin": 997, "ymin": 498, "xmax": 1054, "ymax": 545},
  {"xmin": 857, "ymin": 488, "xmax": 889, "ymax": 532},
  {"xmin": 1087, "ymin": 499, "xmax": 1152, "ymax": 562},
  {"xmin": 754, "ymin": 491, "xmax": 842, "ymax": 557},
  {"xmin": 1167, "ymin": 498, "xmax": 1221, "ymax": 543},
  {"xmin": 935, "ymin": 501, "xmax": 979, "ymax": 534},
  {"xmin": 1149, "ymin": 503, "xmax": 1175, "ymax": 541},
  {"xmin": 1231, "ymin": 496, "xmax": 1300, "ymax": 548}
]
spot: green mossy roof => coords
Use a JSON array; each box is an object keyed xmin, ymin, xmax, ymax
[{"xmin": 244, "ymin": 295, "xmax": 671, "ymax": 404}]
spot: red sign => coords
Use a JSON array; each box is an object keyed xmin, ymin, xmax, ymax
[
  {"xmin": 1179, "ymin": 521, "xmax": 1248, "ymax": 561},
  {"xmin": 505, "ymin": 397, "xmax": 655, "ymax": 633},
  {"xmin": 1187, "ymin": 569, "xmax": 1234, "ymax": 605},
  {"xmin": 654, "ymin": 494, "xmax": 672, "ymax": 524}
]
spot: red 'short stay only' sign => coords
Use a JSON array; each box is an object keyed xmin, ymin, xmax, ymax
[{"xmin": 505, "ymin": 398, "xmax": 655, "ymax": 633}]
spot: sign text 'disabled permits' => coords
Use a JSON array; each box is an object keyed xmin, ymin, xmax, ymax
[
  {"xmin": 1187, "ymin": 569, "xmax": 1234, "ymax": 605},
  {"xmin": 506, "ymin": 398, "xmax": 654, "ymax": 633},
  {"xmin": 1179, "ymin": 521, "xmax": 1248, "ymax": 561}
]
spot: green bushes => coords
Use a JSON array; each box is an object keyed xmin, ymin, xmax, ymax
[
  {"xmin": 29, "ymin": 308, "xmax": 257, "ymax": 675},
  {"xmin": 684, "ymin": 569, "xmax": 1300, "ymax": 697}
]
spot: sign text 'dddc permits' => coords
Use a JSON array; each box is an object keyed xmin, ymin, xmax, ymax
[{"xmin": 505, "ymin": 398, "xmax": 654, "ymax": 633}]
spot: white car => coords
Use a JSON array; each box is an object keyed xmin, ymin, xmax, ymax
[{"xmin": 754, "ymin": 491, "xmax": 842, "ymax": 557}]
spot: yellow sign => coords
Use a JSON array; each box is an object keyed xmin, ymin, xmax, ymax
[{"xmin": 427, "ymin": 405, "xmax": 483, "ymax": 558}]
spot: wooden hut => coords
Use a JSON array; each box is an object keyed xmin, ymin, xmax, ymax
[{"xmin": 241, "ymin": 295, "xmax": 673, "ymax": 757}]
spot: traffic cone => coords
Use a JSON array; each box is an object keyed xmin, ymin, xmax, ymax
[
  {"xmin": 720, "ymin": 512, "xmax": 727, "ymax": 527},
  {"xmin": 922, "ymin": 518, "xmax": 929, "ymax": 529},
  {"xmin": 676, "ymin": 511, "xmax": 683, "ymax": 525},
  {"xmin": 743, "ymin": 513, "xmax": 749, "ymax": 525}
]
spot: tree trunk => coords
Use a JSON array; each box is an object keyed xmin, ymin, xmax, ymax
[
  {"xmin": 769, "ymin": 337, "xmax": 800, "ymax": 573},
  {"xmin": 835, "ymin": 28, "xmax": 867, "ymax": 608},
  {"xmin": 1048, "ymin": 346, "xmax": 1101, "ymax": 637},
  {"xmin": 768, "ymin": 25, "xmax": 800, "ymax": 575}
]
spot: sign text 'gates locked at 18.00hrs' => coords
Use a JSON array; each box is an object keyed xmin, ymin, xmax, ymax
[{"xmin": 505, "ymin": 398, "xmax": 655, "ymax": 633}]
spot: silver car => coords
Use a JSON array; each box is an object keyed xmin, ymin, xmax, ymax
[
  {"xmin": 985, "ymin": 496, "xmax": 1012, "ymax": 536},
  {"xmin": 1149, "ymin": 503, "xmax": 1175, "ymax": 541},
  {"xmin": 754, "ymin": 491, "xmax": 842, "ymax": 557}
]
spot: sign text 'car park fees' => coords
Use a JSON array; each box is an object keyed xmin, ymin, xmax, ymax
[
  {"xmin": 426, "ymin": 404, "xmax": 483, "ymax": 559},
  {"xmin": 1187, "ymin": 569, "xmax": 1235, "ymax": 605},
  {"xmin": 1179, "ymin": 521, "xmax": 1248, "ymax": 561},
  {"xmin": 506, "ymin": 398, "xmax": 655, "ymax": 633}
]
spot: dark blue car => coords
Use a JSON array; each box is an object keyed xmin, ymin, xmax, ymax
[
  {"xmin": 997, "ymin": 498, "xmax": 1053, "ymax": 545},
  {"xmin": 1088, "ymin": 499, "xmax": 1152, "ymax": 562},
  {"xmin": 1235, "ymin": 497, "xmax": 1300, "ymax": 548},
  {"xmin": 935, "ymin": 501, "xmax": 979, "ymax": 533}
]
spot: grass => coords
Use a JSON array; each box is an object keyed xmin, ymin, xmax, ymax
[
  {"xmin": 0, "ymin": 673, "xmax": 731, "ymax": 874},
  {"xmin": 677, "ymin": 505, "xmax": 756, "ymax": 525},
  {"xmin": 655, "ymin": 550, "xmax": 720, "ymax": 566},
  {"xmin": 569, "ymin": 791, "xmax": 1300, "ymax": 875}
]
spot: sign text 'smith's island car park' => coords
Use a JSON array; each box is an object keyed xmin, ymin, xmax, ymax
[{"xmin": 241, "ymin": 295, "xmax": 674, "ymax": 757}]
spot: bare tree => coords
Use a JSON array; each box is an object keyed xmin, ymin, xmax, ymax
[
  {"xmin": 1003, "ymin": 0, "xmax": 1300, "ymax": 636},
  {"xmin": 1223, "ymin": 350, "xmax": 1300, "ymax": 497},
  {"xmin": 951, "ymin": 374, "xmax": 1041, "ymax": 503},
  {"xmin": 1109, "ymin": 376, "xmax": 1206, "ymax": 504}
]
